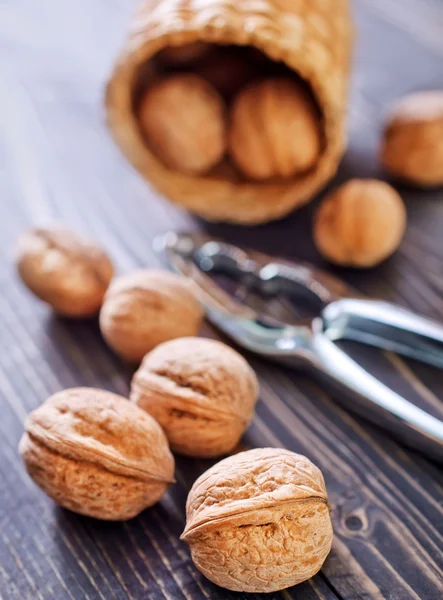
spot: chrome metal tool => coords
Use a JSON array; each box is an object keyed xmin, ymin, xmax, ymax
[{"xmin": 154, "ymin": 231, "xmax": 443, "ymax": 461}]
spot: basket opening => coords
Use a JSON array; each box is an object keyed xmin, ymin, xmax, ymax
[{"xmin": 131, "ymin": 42, "xmax": 325, "ymax": 185}]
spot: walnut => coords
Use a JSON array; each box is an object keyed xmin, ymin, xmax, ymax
[
  {"xmin": 16, "ymin": 225, "xmax": 114, "ymax": 317},
  {"xmin": 99, "ymin": 269, "xmax": 203, "ymax": 363},
  {"xmin": 313, "ymin": 179, "xmax": 406, "ymax": 268},
  {"xmin": 130, "ymin": 337, "xmax": 259, "ymax": 457},
  {"xmin": 19, "ymin": 388, "xmax": 175, "ymax": 520},
  {"xmin": 181, "ymin": 447, "xmax": 332, "ymax": 593},
  {"xmin": 195, "ymin": 51, "xmax": 257, "ymax": 100},
  {"xmin": 381, "ymin": 90, "xmax": 443, "ymax": 186},
  {"xmin": 139, "ymin": 74, "xmax": 227, "ymax": 175},
  {"xmin": 228, "ymin": 77, "xmax": 321, "ymax": 180},
  {"xmin": 158, "ymin": 42, "xmax": 211, "ymax": 66}
]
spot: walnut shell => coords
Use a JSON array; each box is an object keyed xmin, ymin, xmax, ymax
[
  {"xmin": 130, "ymin": 337, "xmax": 259, "ymax": 457},
  {"xmin": 195, "ymin": 51, "xmax": 257, "ymax": 100},
  {"xmin": 19, "ymin": 388, "xmax": 175, "ymax": 520},
  {"xmin": 16, "ymin": 225, "xmax": 114, "ymax": 317},
  {"xmin": 158, "ymin": 42, "xmax": 211, "ymax": 66},
  {"xmin": 228, "ymin": 77, "xmax": 321, "ymax": 181},
  {"xmin": 313, "ymin": 179, "xmax": 406, "ymax": 268},
  {"xmin": 181, "ymin": 448, "xmax": 332, "ymax": 593},
  {"xmin": 99, "ymin": 269, "xmax": 203, "ymax": 363},
  {"xmin": 139, "ymin": 74, "xmax": 227, "ymax": 175},
  {"xmin": 381, "ymin": 90, "xmax": 443, "ymax": 186}
]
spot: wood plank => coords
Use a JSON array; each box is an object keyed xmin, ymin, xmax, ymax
[{"xmin": 0, "ymin": 0, "xmax": 442, "ymax": 598}]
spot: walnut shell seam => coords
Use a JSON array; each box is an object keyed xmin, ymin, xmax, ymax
[
  {"xmin": 30, "ymin": 227, "xmax": 110, "ymax": 286},
  {"xmin": 25, "ymin": 426, "xmax": 175, "ymax": 485},
  {"xmin": 181, "ymin": 495, "xmax": 330, "ymax": 540},
  {"xmin": 132, "ymin": 370, "xmax": 251, "ymax": 425}
]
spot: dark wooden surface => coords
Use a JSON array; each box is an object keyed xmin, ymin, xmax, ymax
[{"xmin": 1, "ymin": 1, "xmax": 443, "ymax": 599}]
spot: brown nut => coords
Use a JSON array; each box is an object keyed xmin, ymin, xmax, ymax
[
  {"xmin": 139, "ymin": 74, "xmax": 227, "ymax": 175},
  {"xmin": 100, "ymin": 269, "xmax": 203, "ymax": 363},
  {"xmin": 19, "ymin": 388, "xmax": 175, "ymax": 520},
  {"xmin": 181, "ymin": 447, "xmax": 333, "ymax": 593},
  {"xmin": 130, "ymin": 337, "xmax": 259, "ymax": 457},
  {"xmin": 195, "ymin": 51, "xmax": 257, "ymax": 100},
  {"xmin": 228, "ymin": 77, "xmax": 321, "ymax": 180},
  {"xmin": 313, "ymin": 179, "xmax": 406, "ymax": 268},
  {"xmin": 16, "ymin": 225, "xmax": 114, "ymax": 317},
  {"xmin": 158, "ymin": 42, "xmax": 211, "ymax": 66},
  {"xmin": 381, "ymin": 90, "xmax": 443, "ymax": 186}
]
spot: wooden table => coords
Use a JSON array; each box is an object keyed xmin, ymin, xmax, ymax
[{"xmin": 1, "ymin": 1, "xmax": 442, "ymax": 598}]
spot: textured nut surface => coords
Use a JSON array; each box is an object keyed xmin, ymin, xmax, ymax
[
  {"xmin": 139, "ymin": 74, "xmax": 227, "ymax": 175},
  {"xmin": 19, "ymin": 388, "xmax": 175, "ymax": 520},
  {"xmin": 99, "ymin": 269, "xmax": 203, "ymax": 363},
  {"xmin": 314, "ymin": 179, "xmax": 406, "ymax": 268},
  {"xmin": 381, "ymin": 90, "xmax": 443, "ymax": 186},
  {"xmin": 229, "ymin": 77, "xmax": 321, "ymax": 180},
  {"xmin": 181, "ymin": 448, "xmax": 332, "ymax": 593},
  {"xmin": 16, "ymin": 225, "xmax": 114, "ymax": 317},
  {"xmin": 130, "ymin": 337, "xmax": 259, "ymax": 457}
]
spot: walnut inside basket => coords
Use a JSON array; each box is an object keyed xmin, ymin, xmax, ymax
[
  {"xmin": 132, "ymin": 44, "xmax": 324, "ymax": 183},
  {"xmin": 106, "ymin": 0, "xmax": 352, "ymax": 224}
]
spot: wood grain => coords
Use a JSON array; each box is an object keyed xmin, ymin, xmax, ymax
[{"xmin": 0, "ymin": 0, "xmax": 442, "ymax": 599}]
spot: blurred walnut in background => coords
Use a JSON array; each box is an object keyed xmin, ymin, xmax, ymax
[
  {"xmin": 229, "ymin": 77, "xmax": 321, "ymax": 180},
  {"xmin": 314, "ymin": 179, "xmax": 406, "ymax": 268},
  {"xmin": 157, "ymin": 42, "xmax": 211, "ymax": 66},
  {"xmin": 100, "ymin": 269, "xmax": 203, "ymax": 362},
  {"xmin": 194, "ymin": 47, "xmax": 260, "ymax": 101},
  {"xmin": 139, "ymin": 74, "xmax": 227, "ymax": 175},
  {"xmin": 381, "ymin": 90, "xmax": 443, "ymax": 187},
  {"xmin": 16, "ymin": 225, "xmax": 113, "ymax": 317}
]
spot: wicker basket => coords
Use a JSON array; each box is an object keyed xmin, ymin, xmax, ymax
[{"xmin": 106, "ymin": 0, "xmax": 353, "ymax": 225}]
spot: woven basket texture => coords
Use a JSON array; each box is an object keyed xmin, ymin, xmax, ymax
[{"xmin": 106, "ymin": 0, "xmax": 353, "ymax": 224}]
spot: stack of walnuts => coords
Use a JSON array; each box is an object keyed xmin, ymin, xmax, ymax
[{"xmin": 15, "ymin": 224, "xmax": 333, "ymax": 594}]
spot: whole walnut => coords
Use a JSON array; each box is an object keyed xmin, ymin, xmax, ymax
[
  {"xmin": 195, "ymin": 51, "xmax": 257, "ymax": 100},
  {"xmin": 314, "ymin": 179, "xmax": 406, "ymax": 268},
  {"xmin": 139, "ymin": 74, "xmax": 227, "ymax": 175},
  {"xmin": 181, "ymin": 448, "xmax": 333, "ymax": 593},
  {"xmin": 19, "ymin": 388, "xmax": 175, "ymax": 520},
  {"xmin": 228, "ymin": 77, "xmax": 321, "ymax": 180},
  {"xmin": 158, "ymin": 42, "xmax": 211, "ymax": 66},
  {"xmin": 16, "ymin": 225, "xmax": 114, "ymax": 317},
  {"xmin": 130, "ymin": 337, "xmax": 259, "ymax": 457},
  {"xmin": 100, "ymin": 269, "xmax": 203, "ymax": 363},
  {"xmin": 381, "ymin": 90, "xmax": 443, "ymax": 186}
]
